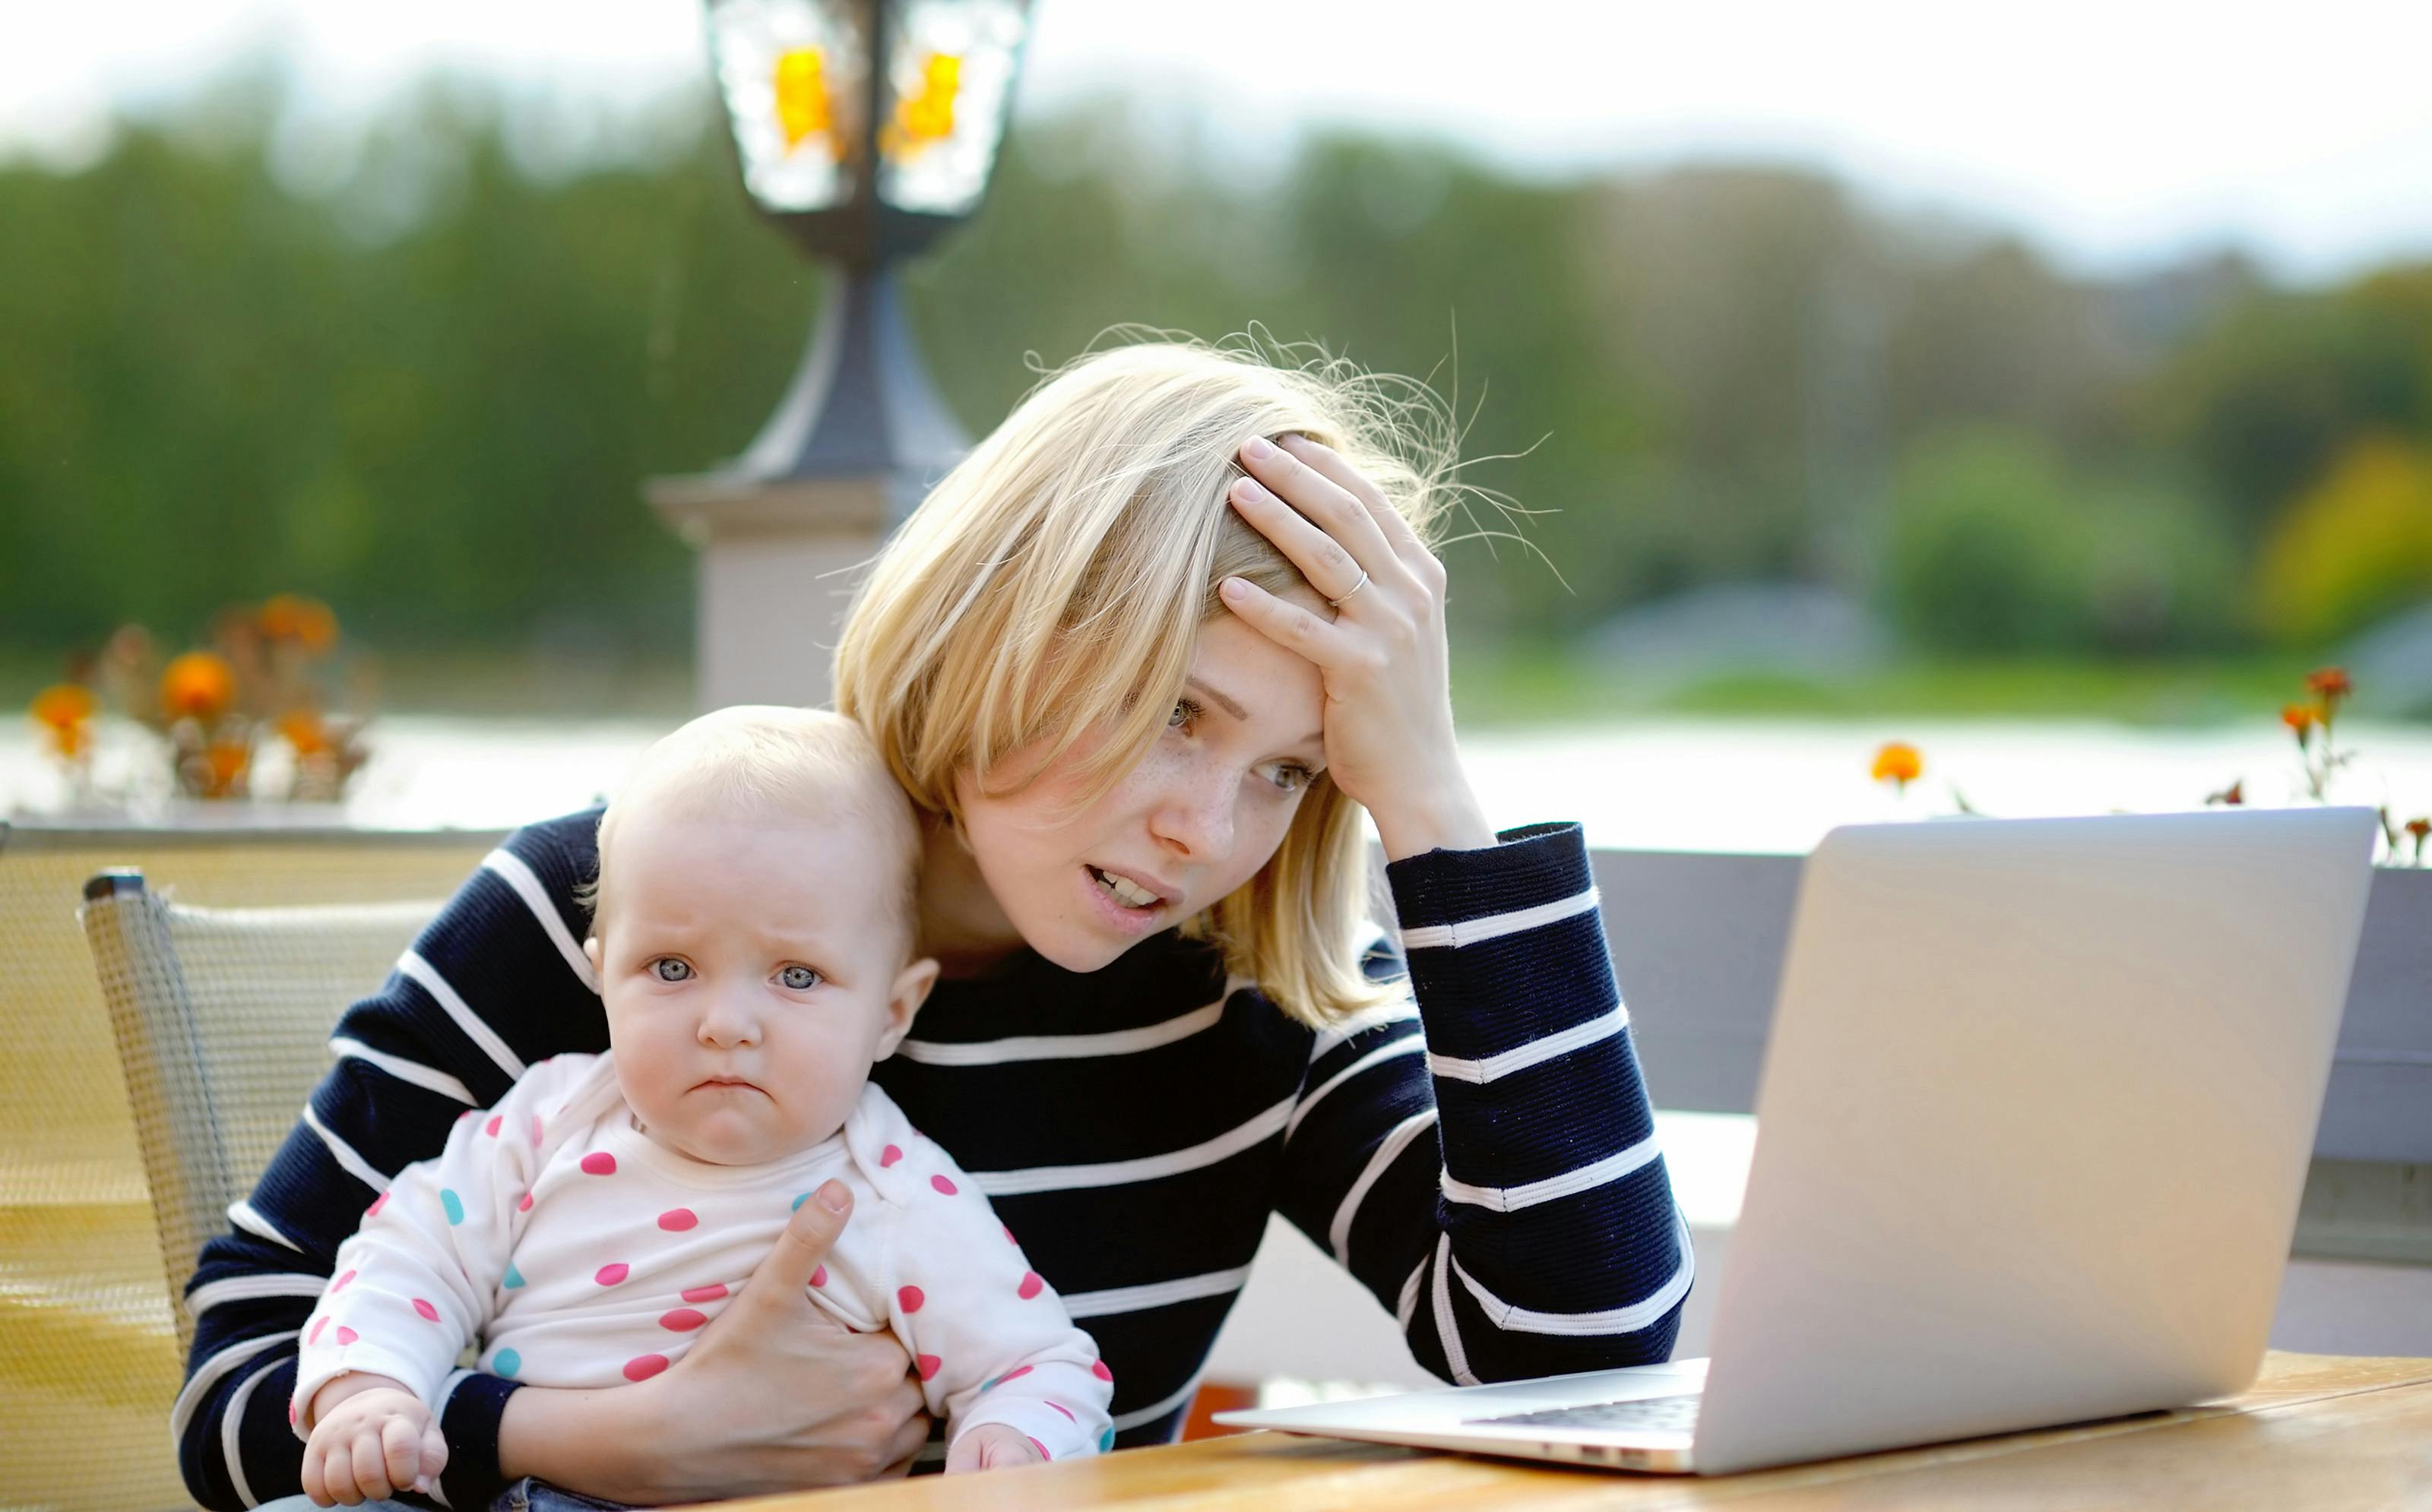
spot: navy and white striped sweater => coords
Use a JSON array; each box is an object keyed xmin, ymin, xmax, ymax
[{"xmin": 176, "ymin": 809, "xmax": 1690, "ymax": 1508}]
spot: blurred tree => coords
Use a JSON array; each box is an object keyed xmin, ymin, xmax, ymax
[{"xmin": 2255, "ymin": 435, "xmax": 2432, "ymax": 646}]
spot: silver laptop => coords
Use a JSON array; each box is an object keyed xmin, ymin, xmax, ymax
[{"xmin": 1218, "ymin": 808, "xmax": 2380, "ymax": 1474}]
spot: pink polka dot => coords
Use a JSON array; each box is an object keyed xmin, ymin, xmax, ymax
[
  {"xmin": 929, "ymin": 1174, "xmax": 958, "ymax": 1197},
  {"xmin": 1048, "ymin": 1401, "xmax": 1075, "ymax": 1422},
  {"xmin": 595, "ymin": 1263, "xmax": 629, "ymax": 1286},
  {"xmin": 485, "ymin": 1114, "xmax": 502, "ymax": 1137},
  {"xmin": 331, "ymin": 1269, "xmax": 356, "ymax": 1294},
  {"xmin": 1091, "ymin": 1360, "xmax": 1113, "ymax": 1382},
  {"xmin": 364, "ymin": 1192, "xmax": 388, "ymax": 1219},
  {"xmin": 897, "ymin": 1285, "xmax": 925, "ymax": 1314},
  {"xmin": 917, "ymin": 1354, "xmax": 941, "ymax": 1381},
  {"xmin": 1028, "ymin": 1437, "xmax": 1050, "ymax": 1461},
  {"xmin": 1002, "ymin": 1224, "xmax": 1018, "ymax": 1245},
  {"xmin": 994, "ymin": 1365, "xmax": 1034, "ymax": 1387},
  {"xmin": 879, "ymin": 1143, "xmax": 904, "ymax": 1167},
  {"xmin": 529, "ymin": 1115, "xmax": 543, "ymax": 1149},
  {"xmin": 682, "ymin": 1283, "xmax": 728, "ymax": 1303},
  {"xmin": 335, "ymin": 1326, "xmax": 358, "ymax": 1346},
  {"xmin": 622, "ymin": 1354, "xmax": 669, "ymax": 1382},
  {"xmin": 657, "ymin": 1207, "xmax": 697, "ymax": 1232},
  {"xmin": 809, "ymin": 1264, "xmax": 828, "ymax": 1288},
  {"xmin": 659, "ymin": 1308, "xmax": 707, "ymax": 1332},
  {"xmin": 458, "ymin": 1109, "xmax": 477, "ymax": 1124},
  {"xmin": 518, "ymin": 1191, "xmax": 534, "ymax": 1212},
  {"xmin": 308, "ymin": 1315, "xmax": 329, "ymax": 1344},
  {"xmin": 412, "ymin": 1298, "xmax": 439, "ymax": 1321},
  {"xmin": 580, "ymin": 1151, "xmax": 616, "ymax": 1176},
  {"xmin": 288, "ymin": 1398, "xmax": 298, "ymax": 1426},
  {"xmin": 1017, "ymin": 1271, "xmax": 1044, "ymax": 1300}
]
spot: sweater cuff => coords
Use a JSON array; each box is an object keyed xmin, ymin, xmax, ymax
[
  {"xmin": 435, "ymin": 1372, "xmax": 521, "ymax": 1509},
  {"xmin": 1384, "ymin": 821, "xmax": 1591, "ymax": 930}
]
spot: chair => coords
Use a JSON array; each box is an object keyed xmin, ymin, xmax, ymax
[{"xmin": 80, "ymin": 871, "xmax": 445, "ymax": 1365}]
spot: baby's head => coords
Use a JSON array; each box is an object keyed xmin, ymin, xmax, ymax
[{"xmin": 582, "ymin": 706, "xmax": 937, "ymax": 1166}]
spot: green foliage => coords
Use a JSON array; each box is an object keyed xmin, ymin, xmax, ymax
[
  {"xmin": 1877, "ymin": 429, "xmax": 2237, "ymax": 655},
  {"xmin": 3, "ymin": 74, "xmax": 2430, "ymax": 687}
]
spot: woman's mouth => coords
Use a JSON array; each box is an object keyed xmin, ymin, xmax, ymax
[{"xmin": 1088, "ymin": 865, "xmax": 1166, "ymax": 910}]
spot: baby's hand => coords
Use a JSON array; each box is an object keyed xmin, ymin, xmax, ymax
[
  {"xmin": 945, "ymin": 1422, "xmax": 1048, "ymax": 1473},
  {"xmin": 301, "ymin": 1373, "xmax": 448, "ymax": 1506}
]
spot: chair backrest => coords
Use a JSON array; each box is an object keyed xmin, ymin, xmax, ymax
[{"xmin": 80, "ymin": 871, "xmax": 443, "ymax": 1361}]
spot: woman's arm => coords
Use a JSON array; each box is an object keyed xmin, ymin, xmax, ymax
[
  {"xmin": 1277, "ymin": 824, "xmax": 1691, "ymax": 1381},
  {"xmin": 176, "ymin": 809, "xmax": 612, "ymax": 1510}
]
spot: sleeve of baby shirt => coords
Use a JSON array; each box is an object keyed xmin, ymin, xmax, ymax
[
  {"xmin": 872, "ymin": 1137, "xmax": 1114, "ymax": 1463},
  {"xmin": 290, "ymin": 1055, "xmax": 594, "ymax": 1435}
]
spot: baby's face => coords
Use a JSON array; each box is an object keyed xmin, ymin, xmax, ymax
[{"xmin": 586, "ymin": 804, "xmax": 934, "ymax": 1166}]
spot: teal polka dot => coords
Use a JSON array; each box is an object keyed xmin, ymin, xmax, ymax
[
  {"xmin": 1099, "ymin": 1427, "xmax": 1116, "ymax": 1452},
  {"xmin": 792, "ymin": 1192, "xmax": 809, "ymax": 1211},
  {"xmin": 493, "ymin": 1348, "xmax": 521, "ymax": 1378},
  {"xmin": 440, "ymin": 1189, "xmax": 464, "ymax": 1226},
  {"xmin": 502, "ymin": 1263, "xmax": 524, "ymax": 1289},
  {"xmin": 980, "ymin": 1374, "xmax": 1002, "ymax": 1392}
]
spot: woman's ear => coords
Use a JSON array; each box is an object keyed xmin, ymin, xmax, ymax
[{"xmin": 874, "ymin": 957, "xmax": 942, "ymax": 1062}]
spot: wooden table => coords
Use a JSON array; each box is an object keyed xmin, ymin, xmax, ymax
[{"xmin": 719, "ymin": 1353, "xmax": 2432, "ymax": 1510}]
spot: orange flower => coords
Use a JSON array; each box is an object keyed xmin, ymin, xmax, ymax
[
  {"xmin": 200, "ymin": 741, "xmax": 251, "ymax": 797},
  {"xmin": 2408, "ymin": 817, "xmax": 2431, "ymax": 845},
  {"xmin": 278, "ymin": 709, "xmax": 332, "ymax": 758},
  {"xmin": 2304, "ymin": 666, "xmax": 2352, "ymax": 702},
  {"xmin": 31, "ymin": 682, "xmax": 97, "ymax": 732},
  {"xmin": 260, "ymin": 594, "xmax": 339, "ymax": 653},
  {"xmin": 1871, "ymin": 741, "xmax": 1923, "ymax": 792},
  {"xmin": 2282, "ymin": 703, "xmax": 2319, "ymax": 738},
  {"xmin": 160, "ymin": 651, "xmax": 238, "ymax": 723}
]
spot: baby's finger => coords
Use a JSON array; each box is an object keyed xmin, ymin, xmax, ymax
[
  {"xmin": 299, "ymin": 1441, "xmax": 332, "ymax": 1507},
  {"xmin": 419, "ymin": 1420, "xmax": 450, "ymax": 1490},
  {"xmin": 350, "ymin": 1426, "xmax": 394, "ymax": 1501},
  {"xmin": 382, "ymin": 1414, "xmax": 423, "ymax": 1496}
]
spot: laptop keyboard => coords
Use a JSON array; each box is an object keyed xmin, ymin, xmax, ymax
[{"xmin": 1468, "ymin": 1393, "xmax": 1703, "ymax": 1434}]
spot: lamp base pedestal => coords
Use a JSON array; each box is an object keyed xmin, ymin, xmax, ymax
[{"xmin": 646, "ymin": 473, "xmax": 888, "ymax": 712}]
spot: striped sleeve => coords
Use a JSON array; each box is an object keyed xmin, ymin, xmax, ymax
[
  {"xmin": 174, "ymin": 809, "xmax": 609, "ymax": 1511},
  {"xmin": 1275, "ymin": 821, "xmax": 1690, "ymax": 1386}
]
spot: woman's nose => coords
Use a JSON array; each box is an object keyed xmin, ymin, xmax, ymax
[{"xmin": 1148, "ymin": 765, "xmax": 1235, "ymax": 862}]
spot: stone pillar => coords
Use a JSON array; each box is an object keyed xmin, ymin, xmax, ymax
[{"xmin": 646, "ymin": 475, "xmax": 887, "ymax": 711}]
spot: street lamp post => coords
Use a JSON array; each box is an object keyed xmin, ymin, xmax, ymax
[{"xmin": 650, "ymin": 0, "xmax": 1031, "ymax": 710}]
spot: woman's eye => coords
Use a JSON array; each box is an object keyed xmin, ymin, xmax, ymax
[
  {"xmin": 1167, "ymin": 697, "xmax": 1200, "ymax": 731},
  {"xmin": 779, "ymin": 965, "xmax": 820, "ymax": 990},
  {"xmin": 651, "ymin": 958, "xmax": 692, "ymax": 982},
  {"xmin": 1266, "ymin": 764, "xmax": 1313, "ymax": 793}
]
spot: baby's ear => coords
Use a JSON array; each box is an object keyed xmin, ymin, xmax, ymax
[
  {"xmin": 583, "ymin": 936, "xmax": 602, "ymax": 970},
  {"xmin": 874, "ymin": 957, "xmax": 941, "ymax": 1062}
]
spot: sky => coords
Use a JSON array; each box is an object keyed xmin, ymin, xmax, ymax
[{"xmin": 6, "ymin": 0, "xmax": 2431, "ymax": 285}]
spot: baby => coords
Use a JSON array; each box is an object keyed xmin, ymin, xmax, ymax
[{"xmin": 291, "ymin": 707, "xmax": 1113, "ymax": 1505}]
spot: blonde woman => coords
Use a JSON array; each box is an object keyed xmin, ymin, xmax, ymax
[{"xmin": 176, "ymin": 337, "xmax": 1691, "ymax": 1510}]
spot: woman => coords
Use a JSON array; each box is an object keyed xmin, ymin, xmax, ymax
[{"xmin": 176, "ymin": 337, "xmax": 1690, "ymax": 1508}]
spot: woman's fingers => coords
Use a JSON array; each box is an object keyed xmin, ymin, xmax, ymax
[
  {"xmin": 1237, "ymin": 435, "xmax": 1400, "ymax": 585},
  {"xmin": 1275, "ymin": 434, "xmax": 1436, "ymax": 573},
  {"xmin": 1218, "ymin": 576, "xmax": 1350, "ymax": 663},
  {"xmin": 1228, "ymin": 476, "xmax": 1370, "ymax": 604}
]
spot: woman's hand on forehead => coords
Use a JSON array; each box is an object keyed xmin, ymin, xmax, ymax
[{"xmin": 1218, "ymin": 434, "xmax": 1493, "ymax": 860}]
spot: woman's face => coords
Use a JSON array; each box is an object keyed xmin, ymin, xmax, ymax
[{"xmin": 952, "ymin": 609, "xmax": 1331, "ymax": 973}]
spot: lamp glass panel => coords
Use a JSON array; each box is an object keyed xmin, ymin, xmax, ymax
[
  {"xmin": 877, "ymin": 0, "xmax": 1026, "ymax": 216},
  {"xmin": 708, "ymin": 0, "xmax": 867, "ymax": 212}
]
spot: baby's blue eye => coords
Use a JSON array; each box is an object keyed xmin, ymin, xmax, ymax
[
  {"xmin": 780, "ymin": 965, "xmax": 820, "ymax": 990},
  {"xmin": 653, "ymin": 958, "xmax": 692, "ymax": 982}
]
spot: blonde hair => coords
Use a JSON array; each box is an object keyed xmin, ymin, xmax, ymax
[
  {"xmin": 833, "ymin": 333, "xmax": 1457, "ymax": 1025},
  {"xmin": 590, "ymin": 706, "xmax": 920, "ymax": 953}
]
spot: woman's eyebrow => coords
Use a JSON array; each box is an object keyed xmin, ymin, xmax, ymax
[
  {"xmin": 1184, "ymin": 676, "xmax": 1250, "ymax": 721},
  {"xmin": 1186, "ymin": 676, "xmax": 1325, "ymax": 753}
]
